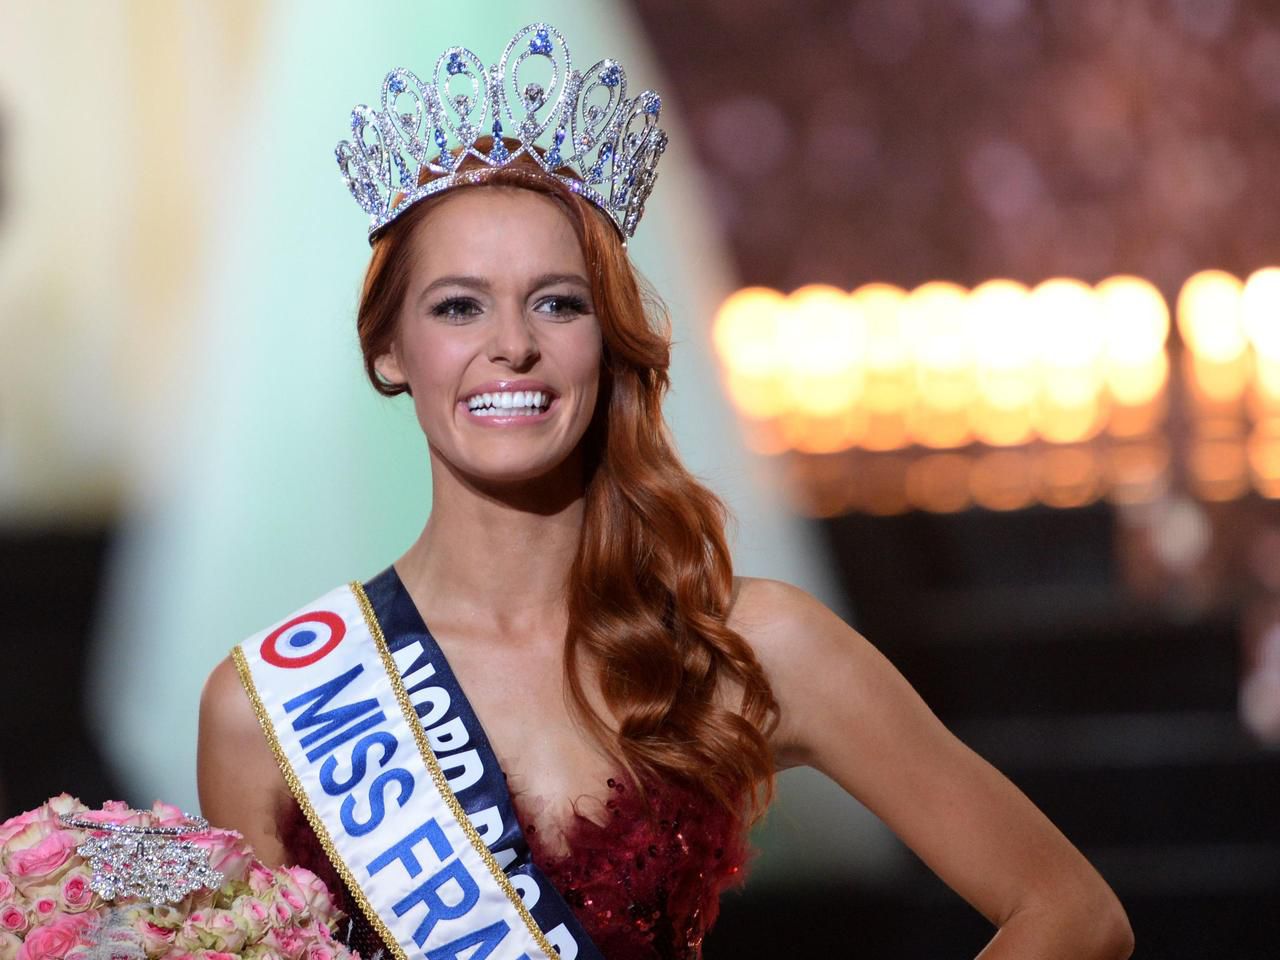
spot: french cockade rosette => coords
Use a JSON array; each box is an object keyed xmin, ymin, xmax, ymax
[{"xmin": 0, "ymin": 795, "xmax": 361, "ymax": 960}]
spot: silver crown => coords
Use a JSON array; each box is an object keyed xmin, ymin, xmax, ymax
[{"xmin": 336, "ymin": 22, "xmax": 668, "ymax": 245}]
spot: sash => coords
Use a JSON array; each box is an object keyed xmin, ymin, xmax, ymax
[{"xmin": 233, "ymin": 566, "xmax": 603, "ymax": 960}]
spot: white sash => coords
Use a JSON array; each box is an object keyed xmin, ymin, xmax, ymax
[{"xmin": 234, "ymin": 582, "xmax": 564, "ymax": 960}]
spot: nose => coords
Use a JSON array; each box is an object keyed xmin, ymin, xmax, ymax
[{"xmin": 486, "ymin": 304, "xmax": 541, "ymax": 369}]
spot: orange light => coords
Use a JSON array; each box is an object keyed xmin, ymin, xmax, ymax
[
  {"xmin": 1248, "ymin": 424, "xmax": 1280, "ymax": 499},
  {"xmin": 1035, "ymin": 394, "xmax": 1106, "ymax": 444},
  {"xmin": 1106, "ymin": 351, "xmax": 1169, "ymax": 407},
  {"xmin": 1177, "ymin": 270, "xmax": 1247, "ymax": 362},
  {"xmin": 1185, "ymin": 350, "xmax": 1252, "ymax": 406},
  {"xmin": 714, "ymin": 287, "xmax": 789, "ymax": 420},
  {"xmin": 905, "ymin": 453, "xmax": 973, "ymax": 513},
  {"xmin": 969, "ymin": 449, "xmax": 1035, "ymax": 511},
  {"xmin": 972, "ymin": 405, "xmax": 1037, "ymax": 447},
  {"xmin": 782, "ymin": 410, "xmax": 864, "ymax": 455},
  {"xmin": 1096, "ymin": 275, "xmax": 1170, "ymax": 364},
  {"xmin": 901, "ymin": 282, "xmax": 977, "ymax": 448},
  {"xmin": 782, "ymin": 285, "xmax": 866, "ymax": 417},
  {"xmin": 857, "ymin": 455, "xmax": 911, "ymax": 516},
  {"xmin": 1243, "ymin": 267, "xmax": 1280, "ymax": 361},
  {"xmin": 1188, "ymin": 436, "xmax": 1249, "ymax": 502},
  {"xmin": 852, "ymin": 283, "xmax": 910, "ymax": 373},
  {"xmin": 1036, "ymin": 446, "xmax": 1103, "ymax": 509}
]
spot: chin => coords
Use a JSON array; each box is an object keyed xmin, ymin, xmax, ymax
[{"xmin": 459, "ymin": 451, "xmax": 573, "ymax": 486}]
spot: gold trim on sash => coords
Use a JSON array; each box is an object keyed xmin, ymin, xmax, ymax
[
  {"xmin": 351, "ymin": 581, "xmax": 559, "ymax": 960},
  {"xmin": 232, "ymin": 645, "xmax": 409, "ymax": 960}
]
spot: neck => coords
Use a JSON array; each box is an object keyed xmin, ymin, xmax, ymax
[{"xmin": 394, "ymin": 448, "xmax": 588, "ymax": 636}]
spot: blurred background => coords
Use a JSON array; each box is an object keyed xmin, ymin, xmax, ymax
[{"xmin": 2, "ymin": 0, "xmax": 1278, "ymax": 957}]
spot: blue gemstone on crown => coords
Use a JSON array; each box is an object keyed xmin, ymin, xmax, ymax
[
  {"xmin": 350, "ymin": 111, "xmax": 361, "ymax": 132},
  {"xmin": 389, "ymin": 75, "xmax": 406, "ymax": 95},
  {"xmin": 490, "ymin": 120, "xmax": 510, "ymax": 162},
  {"xmin": 645, "ymin": 96, "xmax": 661, "ymax": 116},
  {"xmin": 529, "ymin": 28, "xmax": 553, "ymax": 55},
  {"xmin": 447, "ymin": 52, "xmax": 465, "ymax": 75},
  {"xmin": 600, "ymin": 63, "xmax": 622, "ymax": 87}
]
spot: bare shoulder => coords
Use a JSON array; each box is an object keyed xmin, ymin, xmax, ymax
[
  {"xmin": 196, "ymin": 654, "xmax": 291, "ymax": 865},
  {"xmin": 727, "ymin": 576, "xmax": 873, "ymax": 767},
  {"xmin": 728, "ymin": 575, "xmax": 841, "ymax": 644}
]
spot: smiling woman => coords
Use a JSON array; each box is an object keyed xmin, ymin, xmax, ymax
[{"xmin": 196, "ymin": 21, "xmax": 1132, "ymax": 960}]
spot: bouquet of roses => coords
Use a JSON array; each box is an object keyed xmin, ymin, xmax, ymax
[{"xmin": 0, "ymin": 795, "xmax": 360, "ymax": 960}]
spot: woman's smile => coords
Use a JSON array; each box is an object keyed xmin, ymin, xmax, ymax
[{"xmin": 459, "ymin": 378, "xmax": 562, "ymax": 426}]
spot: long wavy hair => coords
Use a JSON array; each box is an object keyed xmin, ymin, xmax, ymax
[{"xmin": 355, "ymin": 142, "xmax": 778, "ymax": 822}]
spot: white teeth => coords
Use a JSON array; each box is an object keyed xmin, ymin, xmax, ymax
[{"xmin": 465, "ymin": 389, "xmax": 554, "ymax": 414}]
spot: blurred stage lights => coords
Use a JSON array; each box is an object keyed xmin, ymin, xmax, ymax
[{"xmin": 713, "ymin": 269, "xmax": 1280, "ymax": 516}]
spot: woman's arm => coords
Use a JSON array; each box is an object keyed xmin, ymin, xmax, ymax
[
  {"xmin": 196, "ymin": 655, "xmax": 292, "ymax": 867},
  {"xmin": 731, "ymin": 577, "xmax": 1134, "ymax": 960}
]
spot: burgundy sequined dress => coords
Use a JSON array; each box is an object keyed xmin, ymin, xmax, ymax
[{"xmin": 277, "ymin": 776, "xmax": 750, "ymax": 960}]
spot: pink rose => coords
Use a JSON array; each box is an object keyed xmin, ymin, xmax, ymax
[
  {"xmin": 6, "ymin": 831, "xmax": 79, "ymax": 887},
  {"xmin": 0, "ymin": 877, "xmax": 14, "ymax": 903},
  {"xmin": 0, "ymin": 931, "xmax": 21, "ymax": 960},
  {"xmin": 0, "ymin": 907, "xmax": 27, "ymax": 934},
  {"xmin": 0, "ymin": 812, "xmax": 44, "ymax": 847},
  {"xmin": 197, "ymin": 952, "xmax": 239, "ymax": 960},
  {"xmin": 246, "ymin": 864, "xmax": 275, "ymax": 898},
  {"xmin": 132, "ymin": 918, "xmax": 176, "ymax": 959},
  {"xmin": 207, "ymin": 912, "xmax": 246, "ymax": 953},
  {"xmin": 71, "ymin": 802, "xmax": 142, "ymax": 828},
  {"xmin": 305, "ymin": 945, "xmax": 338, "ymax": 960},
  {"xmin": 42, "ymin": 797, "xmax": 86, "ymax": 819},
  {"xmin": 58, "ymin": 872, "xmax": 93, "ymax": 913},
  {"xmin": 275, "ymin": 880, "xmax": 306, "ymax": 916},
  {"xmin": 32, "ymin": 900, "xmax": 56, "ymax": 920},
  {"xmin": 185, "ymin": 832, "xmax": 253, "ymax": 884},
  {"xmin": 177, "ymin": 909, "xmax": 245, "ymax": 954},
  {"xmin": 229, "ymin": 896, "xmax": 270, "ymax": 941},
  {"xmin": 148, "ymin": 802, "xmax": 187, "ymax": 828},
  {"xmin": 15, "ymin": 912, "xmax": 93, "ymax": 960},
  {"xmin": 263, "ymin": 926, "xmax": 309, "ymax": 960},
  {"xmin": 281, "ymin": 868, "xmax": 334, "ymax": 922}
]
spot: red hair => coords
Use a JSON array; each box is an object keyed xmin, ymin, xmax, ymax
[{"xmin": 355, "ymin": 142, "xmax": 779, "ymax": 821}]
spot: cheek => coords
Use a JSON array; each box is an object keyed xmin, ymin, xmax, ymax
[{"xmin": 399, "ymin": 331, "xmax": 466, "ymax": 396}]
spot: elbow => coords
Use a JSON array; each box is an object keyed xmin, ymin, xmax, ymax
[
  {"xmin": 1074, "ymin": 882, "xmax": 1133, "ymax": 960},
  {"xmin": 1098, "ymin": 899, "xmax": 1134, "ymax": 960},
  {"xmin": 1019, "ymin": 875, "xmax": 1133, "ymax": 960}
]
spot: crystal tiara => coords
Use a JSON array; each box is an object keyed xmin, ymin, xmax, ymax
[{"xmin": 335, "ymin": 22, "xmax": 668, "ymax": 245}]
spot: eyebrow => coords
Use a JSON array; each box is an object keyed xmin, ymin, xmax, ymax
[{"xmin": 414, "ymin": 272, "xmax": 591, "ymax": 308}]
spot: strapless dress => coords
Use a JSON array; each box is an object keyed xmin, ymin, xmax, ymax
[{"xmin": 277, "ymin": 775, "xmax": 750, "ymax": 960}]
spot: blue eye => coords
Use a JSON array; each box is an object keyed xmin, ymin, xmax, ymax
[
  {"xmin": 537, "ymin": 294, "xmax": 590, "ymax": 316},
  {"xmin": 431, "ymin": 297, "xmax": 481, "ymax": 320}
]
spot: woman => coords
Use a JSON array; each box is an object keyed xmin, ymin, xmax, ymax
[{"xmin": 197, "ymin": 22, "xmax": 1133, "ymax": 960}]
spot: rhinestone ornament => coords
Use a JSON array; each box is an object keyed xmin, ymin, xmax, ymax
[
  {"xmin": 60, "ymin": 812, "xmax": 225, "ymax": 905},
  {"xmin": 335, "ymin": 21, "xmax": 668, "ymax": 245}
]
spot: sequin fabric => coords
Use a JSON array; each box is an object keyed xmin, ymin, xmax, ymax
[{"xmin": 276, "ymin": 776, "xmax": 749, "ymax": 960}]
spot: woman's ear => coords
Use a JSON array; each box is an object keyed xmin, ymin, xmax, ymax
[{"xmin": 374, "ymin": 344, "xmax": 407, "ymax": 389}]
